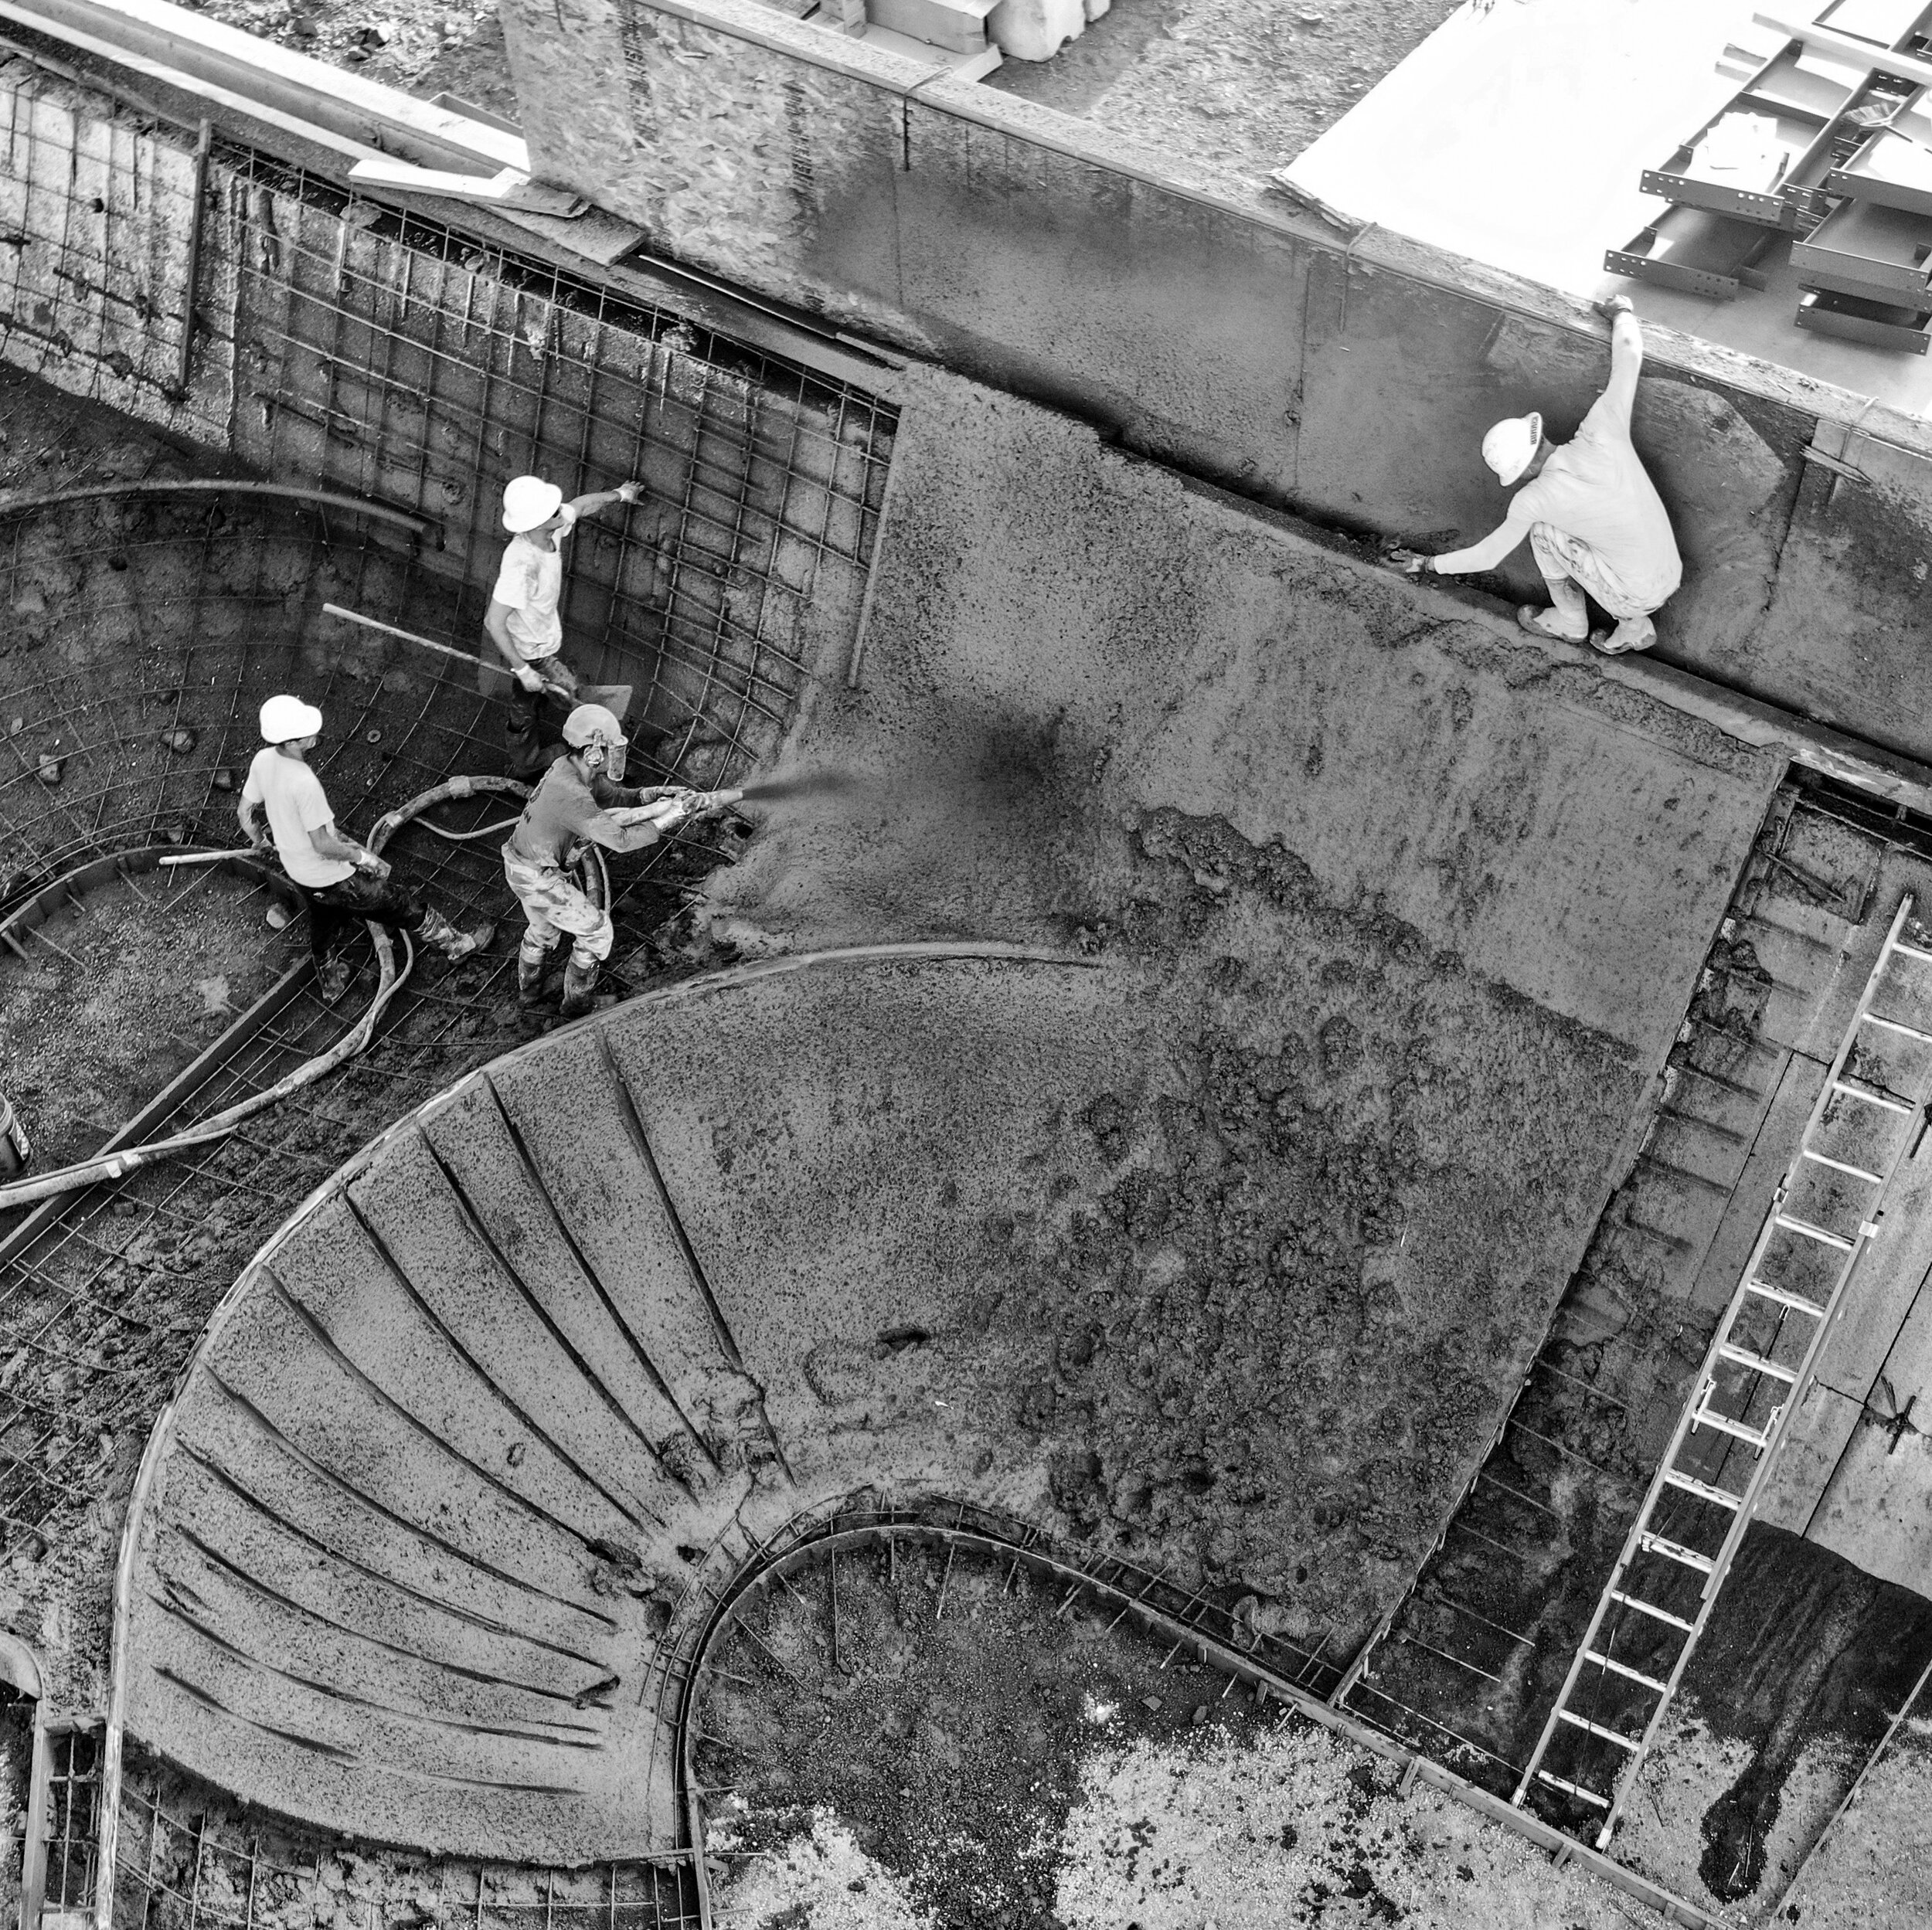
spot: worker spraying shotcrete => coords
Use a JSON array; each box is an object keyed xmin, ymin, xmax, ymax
[
  {"xmin": 1387, "ymin": 295, "xmax": 1682, "ymax": 655},
  {"xmin": 240, "ymin": 695, "xmax": 495, "ymax": 1002},
  {"xmin": 487, "ymin": 474, "xmax": 647, "ymax": 777},
  {"xmin": 502, "ymin": 703, "xmax": 741, "ymax": 1021}
]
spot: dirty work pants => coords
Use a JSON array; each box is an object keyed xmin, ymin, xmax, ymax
[
  {"xmin": 301, "ymin": 871, "xmax": 430, "ymax": 970},
  {"xmin": 1529, "ymin": 522, "xmax": 1657, "ymax": 640},
  {"xmin": 505, "ymin": 676, "xmax": 571, "ymax": 780},
  {"xmin": 502, "ymin": 849, "xmax": 612, "ymax": 970}
]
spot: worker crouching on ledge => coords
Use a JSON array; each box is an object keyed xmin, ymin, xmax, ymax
[
  {"xmin": 502, "ymin": 703, "xmax": 741, "ymax": 1021},
  {"xmin": 1388, "ymin": 295, "xmax": 1682, "ymax": 655},
  {"xmin": 240, "ymin": 695, "xmax": 495, "ymax": 1003}
]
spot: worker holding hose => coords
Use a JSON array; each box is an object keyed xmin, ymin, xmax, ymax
[
  {"xmin": 240, "ymin": 695, "xmax": 495, "ymax": 1003},
  {"xmin": 502, "ymin": 703, "xmax": 739, "ymax": 1021},
  {"xmin": 488, "ymin": 474, "xmax": 646, "ymax": 777}
]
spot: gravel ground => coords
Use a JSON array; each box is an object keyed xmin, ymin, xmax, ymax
[{"xmin": 0, "ymin": 870, "xmax": 287, "ymax": 1176}]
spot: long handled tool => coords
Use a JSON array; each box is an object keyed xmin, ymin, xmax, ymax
[{"xmin": 322, "ymin": 603, "xmax": 634, "ymax": 723}]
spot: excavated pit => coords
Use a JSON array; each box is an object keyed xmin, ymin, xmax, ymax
[{"xmin": 1, "ymin": 32, "xmax": 1930, "ymax": 1925}]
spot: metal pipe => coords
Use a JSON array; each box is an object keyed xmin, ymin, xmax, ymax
[{"xmin": 0, "ymin": 478, "xmax": 434, "ymax": 537}]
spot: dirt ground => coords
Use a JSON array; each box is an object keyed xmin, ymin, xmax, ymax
[
  {"xmin": 0, "ymin": 869, "xmax": 287, "ymax": 1175},
  {"xmin": 700, "ymin": 1542, "xmax": 1673, "ymax": 1930},
  {"xmin": 168, "ymin": 0, "xmax": 1461, "ymax": 193}
]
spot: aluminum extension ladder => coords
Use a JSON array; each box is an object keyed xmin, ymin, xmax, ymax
[{"xmin": 1512, "ymin": 892, "xmax": 1932, "ymax": 1846}]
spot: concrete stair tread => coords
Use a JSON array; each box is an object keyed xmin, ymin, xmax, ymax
[
  {"xmin": 419, "ymin": 1081, "xmax": 719, "ymax": 1472},
  {"xmin": 270, "ymin": 1200, "xmax": 650, "ymax": 1551},
  {"xmin": 348, "ymin": 1130, "xmax": 698, "ymax": 1531},
  {"xmin": 151, "ymin": 1534, "xmax": 607, "ymax": 1737},
  {"xmin": 175, "ymin": 1397, "xmax": 615, "ymax": 1654},
  {"xmin": 202, "ymin": 1285, "xmax": 600, "ymax": 1590},
  {"xmin": 162, "ymin": 1454, "xmax": 603, "ymax": 1697},
  {"xmin": 139, "ymin": 1598, "xmax": 604, "ymax": 1783}
]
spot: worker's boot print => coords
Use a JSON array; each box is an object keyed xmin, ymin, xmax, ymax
[
  {"xmin": 517, "ymin": 938, "xmax": 558, "ymax": 1007},
  {"xmin": 420, "ymin": 907, "xmax": 495, "ymax": 963},
  {"xmin": 558, "ymin": 953, "xmax": 600, "ymax": 1021}
]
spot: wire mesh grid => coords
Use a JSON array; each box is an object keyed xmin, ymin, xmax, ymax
[
  {"xmin": 0, "ymin": 320, "xmax": 890, "ymax": 1562},
  {"xmin": 3, "ymin": 42, "xmax": 896, "ymax": 770},
  {"xmin": 113, "ymin": 1753, "xmax": 702, "ymax": 1930}
]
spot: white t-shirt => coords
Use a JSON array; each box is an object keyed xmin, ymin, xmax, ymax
[
  {"xmin": 243, "ymin": 747, "xmax": 354, "ymax": 889},
  {"xmin": 1510, "ymin": 393, "xmax": 1682, "ymax": 608},
  {"xmin": 491, "ymin": 505, "xmax": 579, "ymax": 660}
]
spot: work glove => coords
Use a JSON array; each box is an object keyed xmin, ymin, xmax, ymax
[
  {"xmin": 1383, "ymin": 546, "xmax": 1433, "ymax": 579},
  {"xmin": 513, "ymin": 664, "xmax": 546, "ymax": 692},
  {"xmin": 617, "ymin": 481, "xmax": 643, "ymax": 505}
]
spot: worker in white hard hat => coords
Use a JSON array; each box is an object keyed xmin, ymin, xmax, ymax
[
  {"xmin": 488, "ymin": 474, "xmax": 645, "ymax": 777},
  {"xmin": 501, "ymin": 703, "xmax": 736, "ymax": 1021},
  {"xmin": 240, "ymin": 695, "xmax": 495, "ymax": 1003},
  {"xmin": 1387, "ymin": 296, "xmax": 1682, "ymax": 655}
]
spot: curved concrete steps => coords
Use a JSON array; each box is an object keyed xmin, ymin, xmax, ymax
[{"xmin": 123, "ymin": 946, "xmax": 1137, "ymax": 1861}]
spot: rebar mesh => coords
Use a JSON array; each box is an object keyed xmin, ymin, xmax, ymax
[
  {"xmin": 0, "ymin": 297, "xmax": 893, "ymax": 1564},
  {"xmin": 114, "ymin": 1752, "xmax": 702, "ymax": 1930}
]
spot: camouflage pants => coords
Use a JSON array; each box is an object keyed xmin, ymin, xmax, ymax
[{"xmin": 502, "ymin": 850, "xmax": 612, "ymax": 967}]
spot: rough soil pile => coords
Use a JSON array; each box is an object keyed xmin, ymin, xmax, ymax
[{"xmin": 702, "ymin": 1543, "xmax": 1671, "ymax": 1930}]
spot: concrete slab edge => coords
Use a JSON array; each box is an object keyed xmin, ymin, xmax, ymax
[{"xmin": 1389, "ymin": 571, "xmax": 1932, "ymax": 815}]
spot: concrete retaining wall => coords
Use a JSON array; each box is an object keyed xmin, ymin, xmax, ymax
[{"xmin": 502, "ymin": 0, "xmax": 1932, "ymax": 770}]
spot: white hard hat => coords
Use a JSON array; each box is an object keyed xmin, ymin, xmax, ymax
[
  {"xmin": 502, "ymin": 475, "xmax": 564, "ymax": 533},
  {"xmin": 260, "ymin": 694, "xmax": 323, "ymax": 743},
  {"xmin": 1481, "ymin": 413, "xmax": 1544, "ymax": 487},
  {"xmin": 561, "ymin": 703, "xmax": 624, "ymax": 750}
]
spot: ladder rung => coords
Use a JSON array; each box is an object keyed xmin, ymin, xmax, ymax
[
  {"xmin": 1863, "ymin": 1011, "xmax": 1932, "ymax": 1045},
  {"xmin": 1774, "ymin": 1212, "xmax": 1857, "ymax": 1252},
  {"xmin": 1892, "ymin": 937, "xmax": 1932, "ymax": 965},
  {"xmin": 1639, "ymin": 1532, "xmax": 1716, "ymax": 1574},
  {"xmin": 1536, "ymin": 1769, "xmax": 1612, "ymax": 1809},
  {"xmin": 1718, "ymin": 1341, "xmax": 1798, "ymax": 1384},
  {"xmin": 1832, "ymin": 1079, "xmax": 1913, "ymax": 1116},
  {"xmin": 1744, "ymin": 1278, "xmax": 1826, "ymax": 1316},
  {"xmin": 1664, "ymin": 1470, "xmax": 1744, "ymax": 1510},
  {"xmin": 1610, "ymin": 1589, "xmax": 1695, "ymax": 1633},
  {"xmin": 1556, "ymin": 1709, "xmax": 1641, "ymax": 1751},
  {"xmin": 1692, "ymin": 1402, "xmax": 1774, "ymax": 1449},
  {"xmin": 1798, "ymin": 1147, "xmax": 1885, "ymax": 1184},
  {"xmin": 1584, "ymin": 1648, "xmax": 1671, "ymax": 1693}
]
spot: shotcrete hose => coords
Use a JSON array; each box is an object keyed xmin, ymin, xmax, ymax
[{"xmin": 0, "ymin": 774, "xmax": 560, "ymax": 1212}]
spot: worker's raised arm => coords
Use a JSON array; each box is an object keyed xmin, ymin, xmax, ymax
[
  {"xmin": 567, "ymin": 481, "xmax": 644, "ymax": 519},
  {"xmin": 1597, "ymin": 295, "xmax": 1643, "ymax": 427}
]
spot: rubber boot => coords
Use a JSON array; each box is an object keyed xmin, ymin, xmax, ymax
[
  {"xmin": 420, "ymin": 908, "xmax": 496, "ymax": 963},
  {"xmin": 558, "ymin": 953, "xmax": 600, "ymax": 1021},
  {"xmin": 518, "ymin": 941, "xmax": 558, "ymax": 1007}
]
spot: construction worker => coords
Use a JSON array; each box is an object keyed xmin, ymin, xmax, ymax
[
  {"xmin": 1389, "ymin": 295, "xmax": 1682, "ymax": 655},
  {"xmin": 488, "ymin": 474, "xmax": 645, "ymax": 776},
  {"xmin": 240, "ymin": 695, "xmax": 494, "ymax": 1002},
  {"xmin": 502, "ymin": 704, "xmax": 733, "ymax": 1021}
]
